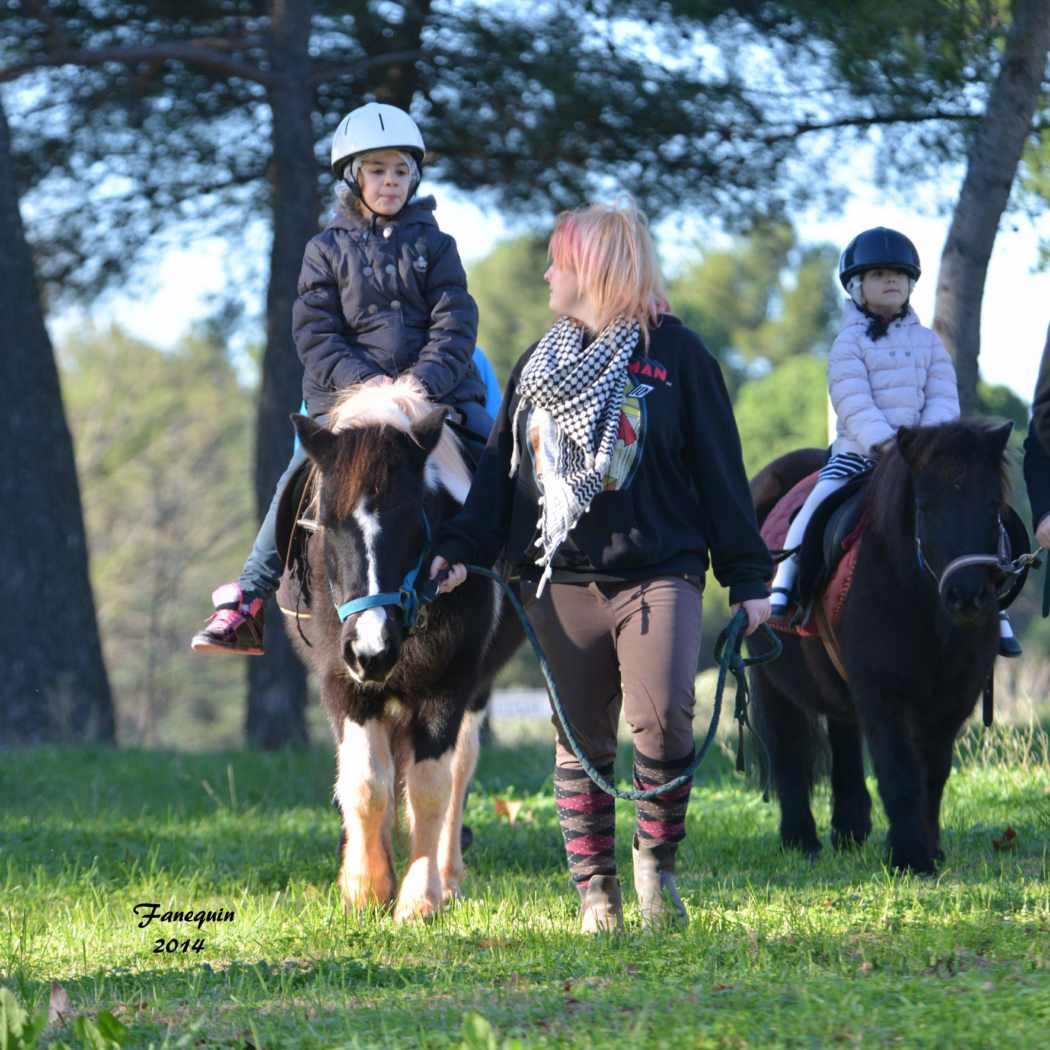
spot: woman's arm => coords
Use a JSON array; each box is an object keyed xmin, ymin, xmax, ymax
[
  {"xmin": 293, "ymin": 237, "xmax": 384, "ymax": 389},
  {"xmin": 430, "ymin": 354, "xmax": 530, "ymax": 572},
  {"xmin": 684, "ymin": 343, "xmax": 772, "ymax": 604},
  {"xmin": 410, "ymin": 234, "xmax": 479, "ymax": 402},
  {"xmin": 828, "ymin": 331, "xmax": 895, "ymax": 453}
]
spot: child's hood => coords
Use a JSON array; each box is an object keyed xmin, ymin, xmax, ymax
[
  {"xmin": 330, "ymin": 194, "xmax": 439, "ymax": 233},
  {"xmin": 839, "ymin": 298, "xmax": 919, "ymax": 331}
]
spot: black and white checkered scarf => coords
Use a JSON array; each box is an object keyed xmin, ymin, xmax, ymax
[{"xmin": 509, "ymin": 315, "xmax": 640, "ymax": 593}]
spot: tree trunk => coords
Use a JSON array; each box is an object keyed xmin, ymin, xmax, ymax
[
  {"xmin": 0, "ymin": 95, "xmax": 114, "ymax": 745},
  {"xmin": 245, "ymin": 0, "xmax": 318, "ymax": 749},
  {"xmin": 933, "ymin": 0, "xmax": 1050, "ymax": 415}
]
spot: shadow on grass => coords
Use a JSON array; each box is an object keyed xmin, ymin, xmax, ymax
[{"xmin": 2, "ymin": 739, "xmax": 1045, "ymax": 893}]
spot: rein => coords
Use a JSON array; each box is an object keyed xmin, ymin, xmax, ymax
[
  {"xmin": 327, "ymin": 506, "xmax": 783, "ymax": 799},
  {"xmin": 418, "ymin": 566, "xmax": 782, "ymax": 800},
  {"xmin": 914, "ymin": 520, "xmax": 1040, "ymax": 606}
]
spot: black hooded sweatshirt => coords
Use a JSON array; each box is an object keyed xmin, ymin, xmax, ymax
[{"xmin": 432, "ymin": 315, "xmax": 771, "ymax": 604}]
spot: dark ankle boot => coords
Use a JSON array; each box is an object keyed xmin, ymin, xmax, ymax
[
  {"xmin": 632, "ymin": 842, "xmax": 687, "ymax": 928},
  {"xmin": 577, "ymin": 875, "xmax": 624, "ymax": 933}
]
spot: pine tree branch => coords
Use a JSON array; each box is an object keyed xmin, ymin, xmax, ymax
[{"xmin": 0, "ymin": 42, "xmax": 272, "ymax": 86}]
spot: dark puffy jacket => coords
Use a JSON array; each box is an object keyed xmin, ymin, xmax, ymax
[{"xmin": 292, "ymin": 195, "xmax": 485, "ymax": 416}]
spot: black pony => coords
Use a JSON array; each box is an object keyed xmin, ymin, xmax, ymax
[
  {"xmin": 749, "ymin": 421, "xmax": 1014, "ymax": 874},
  {"xmin": 284, "ymin": 378, "xmax": 520, "ymax": 920}
]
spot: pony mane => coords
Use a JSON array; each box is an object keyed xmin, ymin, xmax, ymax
[
  {"xmin": 321, "ymin": 377, "xmax": 472, "ymax": 512},
  {"xmin": 866, "ymin": 421, "xmax": 1009, "ymax": 539}
]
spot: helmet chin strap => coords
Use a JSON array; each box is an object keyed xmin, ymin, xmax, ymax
[
  {"xmin": 343, "ymin": 151, "xmax": 421, "ymax": 220},
  {"xmin": 847, "ymin": 274, "xmax": 916, "ymax": 308}
]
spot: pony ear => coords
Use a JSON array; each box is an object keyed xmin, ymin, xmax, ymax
[
  {"xmin": 413, "ymin": 405, "xmax": 449, "ymax": 454},
  {"xmin": 987, "ymin": 419, "xmax": 1014, "ymax": 456},
  {"xmin": 291, "ymin": 413, "xmax": 336, "ymax": 464},
  {"xmin": 895, "ymin": 426, "xmax": 917, "ymax": 465}
]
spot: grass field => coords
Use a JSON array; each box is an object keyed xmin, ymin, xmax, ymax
[{"xmin": 2, "ymin": 717, "xmax": 1049, "ymax": 1048}]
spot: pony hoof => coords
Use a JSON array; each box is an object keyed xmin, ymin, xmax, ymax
[
  {"xmin": 782, "ymin": 835, "xmax": 822, "ymax": 858},
  {"xmin": 831, "ymin": 827, "xmax": 871, "ymax": 851},
  {"xmin": 889, "ymin": 850, "xmax": 936, "ymax": 877},
  {"xmin": 393, "ymin": 894, "xmax": 441, "ymax": 923},
  {"xmin": 340, "ymin": 873, "xmax": 396, "ymax": 914}
]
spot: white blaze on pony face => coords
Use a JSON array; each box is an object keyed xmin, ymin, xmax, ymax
[{"xmin": 350, "ymin": 499, "xmax": 389, "ymax": 659}]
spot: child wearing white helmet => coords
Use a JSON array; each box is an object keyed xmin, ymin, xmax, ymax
[
  {"xmin": 768, "ymin": 226, "xmax": 1021, "ymax": 657},
  {"xmin": 191, "ymin": 102, "xmax": 491, "ymax": 656}
]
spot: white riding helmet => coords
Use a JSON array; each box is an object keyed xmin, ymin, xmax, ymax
[{"xmin": 330, "ymin": 102, "xmax": 426, "ymax": 178}]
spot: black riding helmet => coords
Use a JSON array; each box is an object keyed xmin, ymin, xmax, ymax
[{"xmin": 839, "ymin": 227, "xmax": 921, "ymax": 289}]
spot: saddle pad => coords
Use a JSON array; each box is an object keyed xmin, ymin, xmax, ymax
[
  {"xmin": 760, "ymin": 471, "xmax": 864, "ymax": 638},
  {"xmin": 275, "ymin": 462, "xmax": 316, "ymax": 621}
]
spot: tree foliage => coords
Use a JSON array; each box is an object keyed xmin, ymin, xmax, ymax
[
  {"xmin": 0, "ymin": 0, "xmax": 1031, "ymax": 307},
  {"xmin": 469, "ymin": 236, "xmax": 552, "ymax": 386},
  {"xmin": 667, "ymin": 222, "xmax": 840, "ymax": 390},
  {"xmin": 61, "ymin": 326, "xmax": 256, "ymax": 745}
]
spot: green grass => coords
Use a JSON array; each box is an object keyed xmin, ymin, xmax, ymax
[{"xmin": 2, "ymin": 723, "xmax": 1049, "ymax": 1048}]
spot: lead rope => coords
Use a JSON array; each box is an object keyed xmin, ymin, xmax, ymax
[{"xmin": 422, "ymin": 569, "xmax": 782, "ymax": 800}]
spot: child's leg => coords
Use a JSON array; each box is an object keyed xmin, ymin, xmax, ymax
[
  {"xmin": 238, "ymin": 441, "xmax": 311, "ymax": 600},
  {"xmin": 192, "ymin": 440, "xmax": 311, "ymax": 655},
  {"xmin": 769, "ymin": 475, "xmax": 852, "ymax": 612}
]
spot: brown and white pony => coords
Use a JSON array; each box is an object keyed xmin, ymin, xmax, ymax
[{"xmin": 287, "ymin": 378, "xmax": 519, "ymax": 920}]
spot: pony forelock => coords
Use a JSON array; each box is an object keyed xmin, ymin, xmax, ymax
[{"xmin": 327, "ymin": 376, "xmax": 472, "ymax": 504}]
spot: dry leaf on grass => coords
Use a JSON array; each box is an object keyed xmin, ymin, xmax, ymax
[
  {"xmin": 493, "ymin": 798, "xmax": 533, "ymax": 824},
  {"xmin": 48, "ymin": 982, "xmax": 73, "ymax": 1025}
]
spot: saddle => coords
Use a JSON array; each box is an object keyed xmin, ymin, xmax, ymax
[
  {"xmin": 274, "ymin": 462, "xmax": 318, "ymax": 621},
  {"xmin": 761, "ymin": 472, "xmax": 1033, "ymax": 651},
  {"xmin": 760, "ymin": 471, "xmax": 869, "ymax": 640}
]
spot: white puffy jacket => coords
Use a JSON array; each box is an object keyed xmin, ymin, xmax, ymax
[{"xmin": 828, "ymin": 300, "xmax": 959, "ymax": 457}]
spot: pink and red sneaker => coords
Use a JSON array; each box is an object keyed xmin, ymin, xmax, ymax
[{"xmin": 190, "ymin": 583, "xmax": 265, "ymax": 656}]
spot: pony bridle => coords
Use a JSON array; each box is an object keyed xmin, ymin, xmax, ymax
[
  {"xmin": 331, "ymin": 510, "xmax": 432, "ymax": 634},
  {"xmin": 914, "ymin": 508, "xmax": 1040, "ymax": 605}
]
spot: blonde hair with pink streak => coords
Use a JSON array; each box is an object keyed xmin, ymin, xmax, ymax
[{"xmin": 548, "ymin": 201, "xmax": 668, "ymax": 345}]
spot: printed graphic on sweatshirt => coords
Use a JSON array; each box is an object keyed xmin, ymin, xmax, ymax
[{"xmin": 526, "ymin": 356, "xmax": 670, "ymax": 493}]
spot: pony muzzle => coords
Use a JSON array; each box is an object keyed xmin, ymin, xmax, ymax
[
  {"xmin": 941, "ymin": 568, "xmax": 995, "ymax": 625},
  {"xmin": 342, "ymin": 608, "xmax": 403, "ymax": 683}
]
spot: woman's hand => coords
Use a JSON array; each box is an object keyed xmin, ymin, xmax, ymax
[
  {"xmin": 734, "ymin": 597, "xmax": 771, "ymax": 636},
  {"xmin": 429, "ymin": 555, "xmax": 468, "ymax": 594},
  {"xmin": 1036, "ymin": 514, "xmax": 1050, "ymax": 550}
]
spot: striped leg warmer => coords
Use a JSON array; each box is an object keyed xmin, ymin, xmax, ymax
[
  {"xmin": 633, "ymin": 750, "xmax": 693, "ymax": 856},
  {"xmin": 554, "ymin": 765, "xmax": 616, "ymax": 884}
]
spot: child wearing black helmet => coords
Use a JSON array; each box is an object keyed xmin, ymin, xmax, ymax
[
  {"xmin": 769, "ymin": 226, "xmax": 1021, "ymax": 657},
  {"xmin": 191, "ymin": 102, "xmax": 490, "ymax": 656}
]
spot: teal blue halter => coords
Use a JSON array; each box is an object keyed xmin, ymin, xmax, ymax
[{"xmin": 334, "ymin": 511, "xmax": 431, "ymax": 633}]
